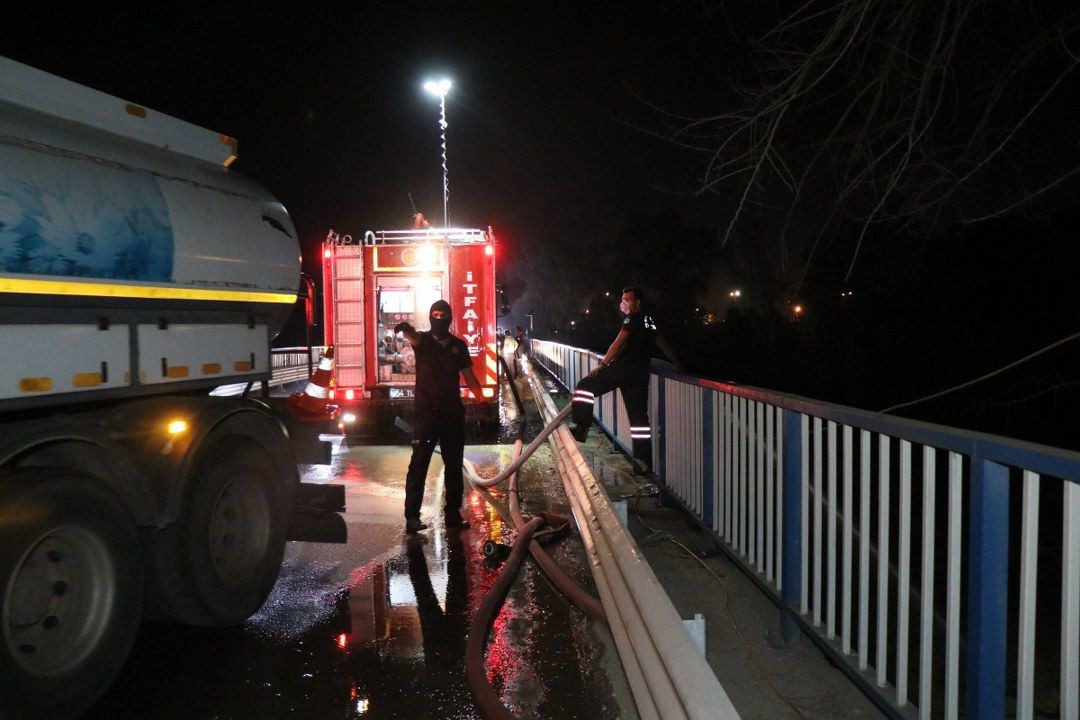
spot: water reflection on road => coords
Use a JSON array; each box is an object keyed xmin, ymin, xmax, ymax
[{"xmin": 89, "ymin": 431, "xmax": 625, "ymax": 720}]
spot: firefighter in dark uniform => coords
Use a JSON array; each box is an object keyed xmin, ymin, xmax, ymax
[
  {"xmin": 570, "ymin": 288, "xmax": 675, "ymax": 474},
  {"xmin": 396, "ymin": 300, "xmax": 484, "ymax": 533}
]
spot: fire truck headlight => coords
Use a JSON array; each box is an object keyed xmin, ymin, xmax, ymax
[
  {"xmin": 485, "ymin": 244, "xmax": 494, "ymax": 256},
  {"xmin": 342, "ymin": 412, "xmax": 357, "ymax": 424},
  {"xmin": 482, "ymin": 388, "xmax": 495, "ymax": 398},
  {"xmin": 344, "ymin": 389, "xmax": 355, "ymax": 401}
]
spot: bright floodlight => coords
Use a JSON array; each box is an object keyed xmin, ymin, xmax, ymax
[{"xmin": 424, "ymin": 78, "xmax": 452, "ymax": 97}]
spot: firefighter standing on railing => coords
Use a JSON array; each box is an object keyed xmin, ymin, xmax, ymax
[
  {"xmin": 569, "ymin": 287, "xmax": 678, "ymax": 475},
  {"xmin": 396, "ymin": 299, "xmax": 485, "ymax": 533}
]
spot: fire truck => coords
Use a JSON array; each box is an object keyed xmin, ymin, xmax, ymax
[{"xmin": 322, "ymin": 227, "xmax": 500, "ymax": 427}]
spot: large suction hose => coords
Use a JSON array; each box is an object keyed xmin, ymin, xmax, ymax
[
  {"xmin": 502, "ymin": 437, "xmax": 608, "ymax": 626},
  {"xmin": 464, "ymin": 359, "xmax": 607, "ymax": 626},
  {"xmin": 461, "ymin": 403, "xmax": 572, "ymax": 487},
  {"xmin": 465, "ymin": 516, "xmax": 545, "ymax": 720},
  {"xmin": 461, "ymin": 360, "xmax": 609, "ymax": 720}
]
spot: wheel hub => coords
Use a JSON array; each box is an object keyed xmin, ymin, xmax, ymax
[
  {"xmin": 4, "ymin": 527, "xmax": 115, "ymax": 676},
  {"xmin": 206, "ymin": 475, "xmax": 271, "ymax": 585}
]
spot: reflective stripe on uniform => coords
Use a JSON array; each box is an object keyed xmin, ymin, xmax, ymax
[
  {"xmin": 630, "ymin": 425, "xmax": 651, "ymax": 439},
  {"xmin": 573, "ymin": 389, "xmax": 595, "ymax": 404}
]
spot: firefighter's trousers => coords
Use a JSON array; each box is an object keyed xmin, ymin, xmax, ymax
[
  {"xmin": 571, "ymin": 363, "xmax": 652, "ymax": 463},
  {"xmin": 405, "ymin": 406, "xmax": 466, "ymax": 521}
]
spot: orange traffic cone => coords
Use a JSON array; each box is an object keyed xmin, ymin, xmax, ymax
[{"xmin": 286, "ymin": 346, "xmax": 340, "ymax": 423}]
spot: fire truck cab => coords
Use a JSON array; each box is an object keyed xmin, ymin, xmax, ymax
[{"xmin": 322, "ymin": 227, "xmax": 500, "ymax": 428}]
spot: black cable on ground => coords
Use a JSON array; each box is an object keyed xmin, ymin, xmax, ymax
[
  {"xmin": 465, "ymin": 516, "xmax": 545, "ymax": 720},
  {"xmin": 629, "ymin": 498, "xmax": 811, "ymax": 720}
]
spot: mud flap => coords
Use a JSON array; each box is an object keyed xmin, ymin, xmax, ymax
[
  {"xmin": 287, "ymin": 482, "xmax": 347, "ymax": 543},
  {"xmin": 265, "ymin": 396, "xmax": 335, "ymax": 465},
  {"xmin": 288, "ymin": 426, "xmax": 334, "ymax": 465}
]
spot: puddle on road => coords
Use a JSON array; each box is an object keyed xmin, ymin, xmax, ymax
[{"xmin": 90, "ymin": 437, "xmax": 623, "ymax": 719}]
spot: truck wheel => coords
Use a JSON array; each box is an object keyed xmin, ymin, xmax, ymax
[
  {"xmin": 0, "ymin": 471, "xmax": 143, "ymax": 720},
  {"xmin": 148, "ymin": 440, "xmax": 288, "ymax": 626}
]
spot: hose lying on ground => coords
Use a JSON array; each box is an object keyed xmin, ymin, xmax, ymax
[
  {"xmin": 460, "ymin": 360, "xmax": 608, "ymax": 719},
  {"xmin": 503, "ymin": 440, "xmax": 608, "ymax": 626},
  {"xmin": 465, "ymin": 516, "xmax": 545, "ymax": 720},
  {"xmin": 463, "ymin": 358, "xmax": 608, "ymax": 626},
  {"xmin": 461, "ymin": 404, "xmax": 571, "ymax": 487}
]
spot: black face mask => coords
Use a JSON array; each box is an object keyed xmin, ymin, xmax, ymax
[
  {"xmin": 429, "ymin": 300, "xmax": 453, "ymax": 339},
  {"xmin": 430, "ymin": 318, "xmax": 451, "ymax": 339}
]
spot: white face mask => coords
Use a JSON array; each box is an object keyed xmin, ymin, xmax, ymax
[{"xmin": 620, "ymin": 300, "xmax": 631, "ymax": 314}]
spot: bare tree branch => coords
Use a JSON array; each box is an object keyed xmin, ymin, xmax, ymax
[{"xmin": 638, "ymin": 0, "xmax": 1080, "ymax": 291}]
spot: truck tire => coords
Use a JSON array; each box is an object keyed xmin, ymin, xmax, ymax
[
  {"xmin": 147, "ymin": 439, "xmax": 289, "ymax": 626},
  {"xmin": 0, "ymin": 470, "xmax": 143, "ymax": 720}
]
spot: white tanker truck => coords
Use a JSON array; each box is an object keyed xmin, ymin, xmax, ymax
[{"xmin": 0, "ymin": 57, "xmax": 339, "ymax": 719}]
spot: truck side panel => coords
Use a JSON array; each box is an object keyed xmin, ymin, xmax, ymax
[
  {"xmin": 138, "ymin": 323, "xmax": 267, "ymax": 384},
  {"xmin": 0, "ymin": 323, "xmax": 130, "ymax": 399}
]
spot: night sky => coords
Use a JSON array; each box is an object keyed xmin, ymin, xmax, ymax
[
  {"xmin": 2, "ymin": 3, "xmax": 725, "ymax": 277},
  {"xmin": 6, "ymin": 3, "xmax": 1080, "ymax": 443}
]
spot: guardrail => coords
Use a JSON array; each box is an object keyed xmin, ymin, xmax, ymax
[
  {"xmin": 526, "ymin": 366, "xmax": 738, "ymax": 719},
  {"xmin": 531, "ymin": 339, "xmax": 1080, "ymax": 720},
  {"xmin": 212, "ymin": 346, "xmax": 326, "ymax": 397},
  {"xmin": 271, "ymin": 346, "xmax": 327, "ymax": 376}
]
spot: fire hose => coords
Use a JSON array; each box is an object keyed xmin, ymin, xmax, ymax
[
  {"xmin": 460, "ymin": 358, "xmax": 609, "ymax": 719},
  {"xmin": 461, "ymin": 402, "xmax": 571, "ymax": 488},
  {"xmin": 464, "ymin": 516, "xmax": 544, "ymax": 720},
  {"xmin": 462, "ymin": 359, "xmax": 606, "ymax": 627}
]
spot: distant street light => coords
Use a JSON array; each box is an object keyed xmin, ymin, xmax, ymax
[
  {"xmin": 423, "ymin": 78, "xmax": 452, "ymax": 228},
  {"xmin": 729, "ymin": 289, "xmax": 742, "ymax": 299}
]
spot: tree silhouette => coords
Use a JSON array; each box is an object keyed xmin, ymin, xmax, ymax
[{"xmin": 638, "ymin": 0, "xmax": 1080, "ymax": 288}]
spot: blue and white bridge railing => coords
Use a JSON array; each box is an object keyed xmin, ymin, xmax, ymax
[{"xmin": 531, "ymin": 339, "xmax": 1080, "ymax": 720}]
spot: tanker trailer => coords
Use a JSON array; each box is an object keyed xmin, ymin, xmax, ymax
[{"xmin": 0, "ymin": 57, "xmax": 336, "ymax": 719}]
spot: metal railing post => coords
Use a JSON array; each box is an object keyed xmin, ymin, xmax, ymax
[
  {"xmin": 967, "ymin": 456, "xmax": 1010, "ymax": 719},
  {"xmin": 702, "ymin": 388, "xmax": 714, "ymax": 530},
  {"xmin": 657, "ymin": 376, "xmax": 667, "ymax": 484},
  {"xmin": 780, "ymin": 408, "xmax": 803, "ymax": 644}
]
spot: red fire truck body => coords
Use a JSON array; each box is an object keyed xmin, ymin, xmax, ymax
[{"xmin": 322, "ymin": 228, "xmax": 499, "ymax": 424}]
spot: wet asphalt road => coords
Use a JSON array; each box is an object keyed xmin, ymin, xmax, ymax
[{"xmin": 88, "ymin": 390, "xmax": 628, "ymax": 720}]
